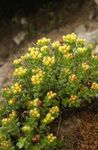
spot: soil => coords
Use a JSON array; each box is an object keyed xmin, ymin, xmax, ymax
[
  {"xmin": 53, "ymin": 101, "xmax": 98, "ymax": 150},
  {"xmin": 0, "ymin": 0, "xmax": 98, "ymax": 149}
]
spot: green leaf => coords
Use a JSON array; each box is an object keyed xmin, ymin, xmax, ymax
[{"xmin": 17, "ymin": 137, "xmax": 26, "ymax": 149}]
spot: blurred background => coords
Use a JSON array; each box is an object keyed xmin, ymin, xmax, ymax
[{"xmin": 0, "ymin": 0, "xmax": 98, "ymax": 86}]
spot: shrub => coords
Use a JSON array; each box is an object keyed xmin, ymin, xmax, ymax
[{"xmin": 0, "ymin": 33, "xmax": 98, "ymax": 150}]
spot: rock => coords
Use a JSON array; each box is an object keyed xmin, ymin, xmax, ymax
[
  {"xmin": 75, "ymin": 24, "xmax": 86, "ymax": 34},
  {"xmin": 77, "ymin": 29, "xmax": 98, "ymax": 44},
  {"xmin": 94, "ymin": 0, "xmax": 98, "ymax": 5},
  {"xmin": 94, "ymin": 45, "xmax": 98, "ymax": 54},
  {"xmin": 56, "ymin": 115, "xmax": 81, "ymax": 150},
  {"xmin": 13, "ymin": 31, "xmax": 27, "ymax": 45},
  {"xmin": 0, "ymin": 62, "xmax": 12, "ymax": 88},
  {"xmin": 20, "ymin": 18, "xmax": 28, "ymax": 26},
  {"xmin": 88, "ymin": 10, "xmax": 96, "ymax": 20}
]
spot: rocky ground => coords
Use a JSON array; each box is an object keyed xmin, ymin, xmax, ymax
[{"xmin": 0, "ymin": 0, "xmax": 98, "ymax": 149}]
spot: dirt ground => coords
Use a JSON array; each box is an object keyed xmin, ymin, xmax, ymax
[{"xmin": 0, "ymin": 0, "xmax": 98, "ymax": 149}]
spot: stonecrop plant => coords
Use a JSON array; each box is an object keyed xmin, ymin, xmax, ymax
[{"xmin": 0, "ymin": 33, "xmax": 98, "ymax": 150}]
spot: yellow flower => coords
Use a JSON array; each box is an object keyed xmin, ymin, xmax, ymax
[
  {"xmin": 30, "ymin": 50, "xmax": 42, "ymax": 59},
  {"xmin": 49, "ymin": 106, "xmax": 59, "ymax": 114},
  {"xmin": 1, "ymin": 111, "xmax": 16, "ymax": 126},
  {"xmin": 52, "ymin": 41, "xmax": 60, "ymax": 49},
  {"xmin": 9, "ymin": 111, "xmax": 16, "ymax": 119},
  {"xmin": 11, "ymin": 83, "xmax": 22, "ymax": 94},
  {"xmin": 37, "ymin": 37, "xmax": 51, "ymax": 46},
  {"xmin": 31, "ymin": 70, "xmax": 45, "ymax": 85},
  {"xmin": 1, "ymin": 118, "xmax": 11, "ymax": 126},
  {"xmin": 91, "ymin": 82, "xmax": 98, "ymax": 90},
  {"xmin": 40, "ymin": 45, "xmax": 49, "ymax": 52},
  {"xmin": 47, "ymin": 91, "xmax": 57, "ymax": 99},
  {"xmin": 28, "ymin": 47, "xmax": 39, "ymax": 52},
  {"xmin": 13, "ymin": 67, "xmax": 27, "ymax": 77},
  {"xmin": 13, "ymin": 59, "xmax": 21, "ymax": 65},
  {"xmin": 82, "ymin": 63, "xmax": 89, "ymax": 71},
  {"xmin": 70, "ymin": 74, "xmax": 77, "ymax": 81},
  {"xmin": 64, "ymin": 53, "xmax": 73, "ymax": 59},
  {"xmin": 21, "ymin": 53, "xmax": 31, "ymax": 60},
  {"xmin": 22, "ymin": 125, "xmax": 30, "ymax": 132},
  {"xmin": 77, "ymin": 47, "xmax": 87, "ymax": 53},
  {"xmin": 43, "ymin": 113, "xmax": 55, "ymax": 124},
  {"xmin": 47, "ymin": 133, "xmax": 57, "ymax": 143},
  {"xmin": 8, "ymin": 99, "xmax": 16, "ymax": 105},
  {"xmin": 77, "ymin": 38, "xmax": 85, "ymax": 45},
  {"xmin": 59, "ymin": 45, "xmax": 70, "ymax": 54},
  {"xmin": 29, "ymin": 108, "xmax": 40, "ymax": 118},
  {"xmin": 1, "ymin": 140, "xmax": 12, "ymax": 148},
  {"xmin": 70, "ymin": 95, "xmax": 78, "ymax": 103},
  {"xmin": 27, "ymin": 98, "xmax": 40, "ymax": 107},
  {"xmin": 62, "ymin": 33, "xmax": 77, "ymax": 43},
  {"xmin": 43, "ymin": 56, "xmax": 55, "ymax": 66}
]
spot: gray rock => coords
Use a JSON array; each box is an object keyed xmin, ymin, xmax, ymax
[
  {"xmin": 75, "ymin": 24, "xmax": 86, "ymax": 34},
  {"xmin": 94, "ymin": 45, "xmax": 98, "ymax": 54},
  {"xmin": 78, "ymin": 29, "xmax": 98, "ymax": 44},
  {"xmin": 13, "ymin": 31, "xmax": 27, "ymax": 45},
  {"xmin": 20, "ymin": 18, "xmax": 28, "ymax": 26},
  {"xmin": 0, "ymin": 62, "xmax": 12, "ymax": 88},
  {"xmin": 88, "ymin": 10, "xmax": 96, "ymax": 20},
  {"xmin": 94, "ymin": 0, "xmax": 98, "ymax": 5}
]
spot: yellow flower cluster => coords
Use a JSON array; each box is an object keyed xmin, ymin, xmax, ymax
[
  {"xmin": 77, "ymin": 38, "xmax": 85, "ymax": 45},
  {"xmin": 37, "ymin": 37, "xmax": 51, "ymax": 47},
  {"xmin": 27, "ymin": 98, "xmax": 40, "ymax": 107},
  {"xmin": 77, "ymin": 47, "xmax": 87, "ymax": 53},
  {"xmin": 82, "ymin": 63, "xmax": 89, "ymax": 71},
  {"xmin": 43, "ymin": 106, "xmax": 59, "ymax": 124},
  {"xmin": 70, "ymin": 74, "xmax": 77, "ymax": 81},
  {"xmin": 22, "ymin": 125, "xmax": 30, "ymax": 132},
  {"xmin": 20, "ymin": 48, "xmax": 42, "ymax": 60},
  {"xmin": 43, "ymin": 113, "xmax": 55, "ymax": 124},
  {"xmin": 91, "ymin": 82, "xmax": 98, "ymax": 90},
  {"xmin": 20, "ymin": 53, "xmax": 30, "ymax": 60},
  {"xmin": 2, "ymin": 111, "xmax": 16, "ymax": 126},
  {"xmin": 30, "ymin": 50, "xmax": 42, "ymax": 59},
  {"xmin": 47, "ymin": 133, "xmax": 57, "ymax": 143},
  {"xmin": 29, "ymin": 108, "xmax": 40, "ymax": 118},
  {"xmin": 64, "ymin": 53, "xmax": 73, "ymax": 59},
  {"xmin": 70, "ymin": 95, "xmax": 78, "ymax": 103},
  {"xmin": 28, "ymin": 47, "xmax": 39, "ymax": 52},
  {"xmin": 49, "ymin": 106, "xmax": 59, "ymax": 114},
  {"xmin": 31, "ymin": 70, "xmax": 45, "ymax": 84},
  {"xmin": 13, "ymin": 67, "xmax": 27, "ymax": 77},
  {"xmin": 43, "ymin": 56, "xmax": 55, "ymax": 66},
  {"xmin": 52, "ymin": 41, "xmax": 60, "ymax": 49},
  {"xmin": 40, "ymin": 45, "xmax": 49, "ymax": 52},
  {"xmin": 11, "ymin": 83, "xmax": 22, "ymax": 94},
  {"xmin": 13, "ymin": 58, "xmax": 22, "ymax": 65},
  {"xmin": 59, "ymin": 45, "xmax": 70, "ymax": 54},
  {"xmin": 62, "ymin": 33, "xmax": 77, "ymax": 43},
  {"xmin": 0, "ymin": 140, "xmax": 12, "ymax": 148},
  {"xmin": 8, "ymin": 98, "xmax": 16, "ymax": 105},
  {"xmin": 47, "ymin": 91, "xmax": 57, "ymax": 99}
]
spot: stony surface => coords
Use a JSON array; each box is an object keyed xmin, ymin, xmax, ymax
[
  {"xmin": 13, "ymin": 31, "xmax": 27, "ymax": 45},
  {"xmin": 0, "ymin": 62, "xmax": 12, "ymax": 88},
  {"xmin": 75, "ymin": 24, "xmax": 86, "ymax": 34}
]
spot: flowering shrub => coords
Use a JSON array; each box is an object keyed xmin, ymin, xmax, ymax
[{"xmin": 0, "ymin": 33, "xmax": 98, "ymax": 150}]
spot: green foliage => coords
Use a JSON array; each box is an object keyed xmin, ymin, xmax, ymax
[{"xmin": 0, "ymin": 33, "xmax": 98, "ymax": 149}]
